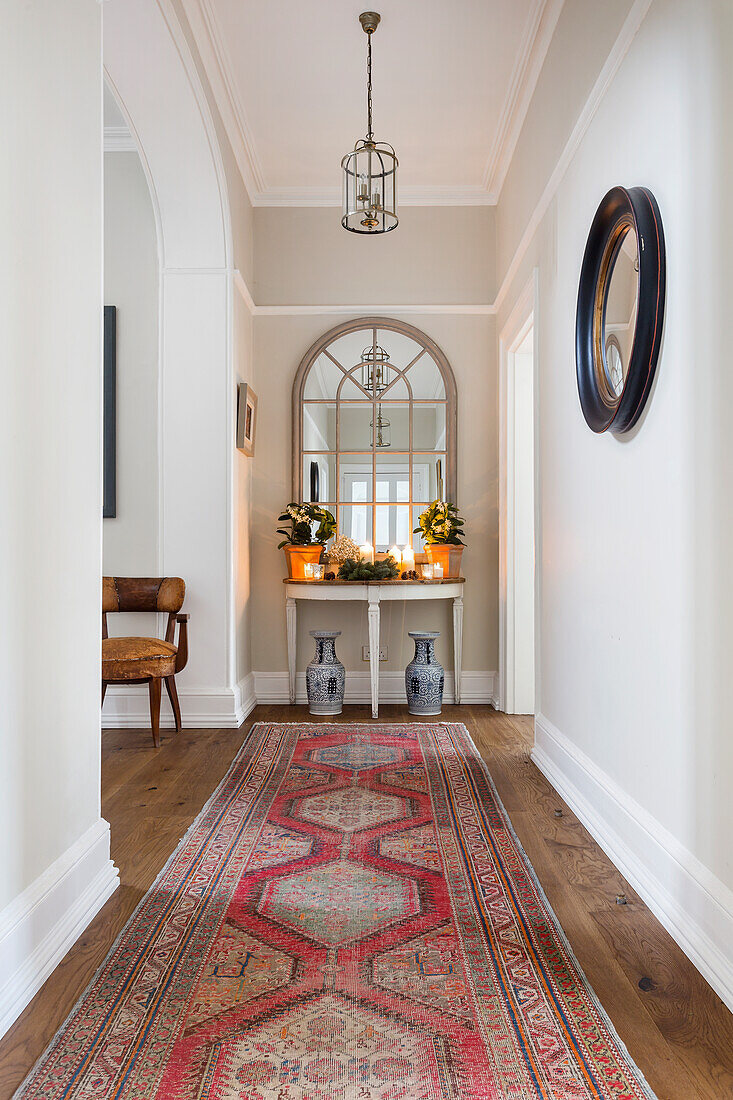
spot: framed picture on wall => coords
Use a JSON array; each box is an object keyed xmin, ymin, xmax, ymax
[
  {"xmin": 236, "ymin": 382, "xmax": 258, "ymax": 456},
  {"xmin": 103, "ymin": 306, "xmax": 117, "ymax": 517}
]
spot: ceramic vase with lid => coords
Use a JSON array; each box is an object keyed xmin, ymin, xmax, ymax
[
  {"xmin": 306, "ymin": 630, "xmax": 346, "ymax": 715},
  {"xmin": 405, "ymin": 631, "xmax": 444, "ymax": 715}
]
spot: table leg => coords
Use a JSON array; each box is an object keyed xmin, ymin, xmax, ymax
[
  {"xmin": 453, "ymin": 595, "xmax": 464, "ymax": 704},
  {"xmin": 368, "ymin": 590, "xmax": 380, "ymax": 719},
  {"xmin": 286, "ymin": 597, "xmax": 297, "ymax": 704}
]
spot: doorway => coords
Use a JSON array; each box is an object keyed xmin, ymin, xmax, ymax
[{"xmin": 499, "ymin": 278, "xmax": 537, "ymax": 715}]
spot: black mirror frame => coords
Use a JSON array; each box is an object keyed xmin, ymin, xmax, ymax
[{"xmin": 576, "ymin": 186, "xmax": 666, "ymax": 434}]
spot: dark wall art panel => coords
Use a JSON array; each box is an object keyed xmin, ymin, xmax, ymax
[{"xmin": 103, "ymin": 305, "xmax": 117, "ymax": 518}]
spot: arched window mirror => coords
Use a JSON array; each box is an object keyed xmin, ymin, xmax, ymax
[{"xmin": 292, "ymin": 318, "xmax": 457, "ymax": 553}]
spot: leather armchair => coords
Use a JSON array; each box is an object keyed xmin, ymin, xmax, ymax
[{"xmin": 101, "ymin": 577, "xmax": 189, "ymax": 747}]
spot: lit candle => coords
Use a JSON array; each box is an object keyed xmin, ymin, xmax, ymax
[
  {"xmin": 433, "ymin": 563, "xmax": 444, "ymax": 580},
  {"xmin": 402, "ymin": 545, "xmax": 415, "ymax": 572},
  {"xmin": 388, "ymin": 544, "xmax": 402, "ymax": 570},
  {"xmin": 360, "ymin": 542, "xmax": 374, "ymax": 564},
  {"xmin": 422, "ymin": 563, "xmax": 434, "ymax": 581},
  {"xmin": 304, "ymin": 563, "xmax": 315, "ymax": 580}
]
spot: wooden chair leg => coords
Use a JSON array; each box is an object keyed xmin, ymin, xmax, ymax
[
  {"xmin": 101, "ymin": 682, "xmax": 107, "ymax": 705},
  {"xmin": 148, "ymin": 677, "xmax": 162, "ymax": 748},
  {"xmin": 165, "ymin": 676, "xmax": 182, "ymax": 732}
]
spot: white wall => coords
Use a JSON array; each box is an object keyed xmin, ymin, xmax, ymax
[
  {"xmin": 496, "ymin": 0, "xmax": 733, "ymax": 1010},
  {"xmin": 512, "ymin": 333, "xmax": 535, "ymax": 714},
  {"xmin": 0, "ymin": 0, "xmax": 118, "ymax": 1037},
  {"xmin": 103, "ymin": 150, "xmax": 159, "ymax": 637},
  {"xmin": 102, "ymin": 0, "xmax": 257, "ymax": 727}
]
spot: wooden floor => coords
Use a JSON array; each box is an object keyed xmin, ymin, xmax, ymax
[{"xmin": 1, "ymin": 705, "xmax": 732, "ymax": 1098}]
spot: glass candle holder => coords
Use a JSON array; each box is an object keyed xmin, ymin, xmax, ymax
[
  {"xmin": 312, "ymin": 564, "xmax": 324, "ymax": 580},
  {"xmin": 422, "ymin": 563, "xmax": 434, "ymax": 581},
  {"xmin": 304, "ymin": 563, "xmax": 315, "ymax": 580}
]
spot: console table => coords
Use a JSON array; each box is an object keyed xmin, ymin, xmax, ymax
[{"xmin": 283, "ymin": 578, "xmax": 465, "ymax": 718}]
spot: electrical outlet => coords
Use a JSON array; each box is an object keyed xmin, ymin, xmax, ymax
[{"xmin": 362, "ymin": 645, "xmax": 388, "ymax": 662}]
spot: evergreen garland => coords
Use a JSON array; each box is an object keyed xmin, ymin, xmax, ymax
[{"xmin": 337, "ymin": 557, "xmax": 400, "ymax": 581}]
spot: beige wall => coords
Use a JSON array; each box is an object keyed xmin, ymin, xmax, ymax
[
  {"xmin": 250, "ymin": 203, "xmax": 498, "ymax": 684},
  {"xmin": 254, "ymin": 206, "xmax": 496, "ymax": 307},
  {"xmin": 251, "ymin": 311, "xmax": 497, "ymax": 677}
]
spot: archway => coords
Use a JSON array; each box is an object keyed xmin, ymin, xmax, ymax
[{"xmin": 103, "ymin": 0, "xmax": 243, "ymax": 725}]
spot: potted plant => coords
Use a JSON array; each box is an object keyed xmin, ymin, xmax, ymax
[
  {"xmin": 414, "ymin": 500, "xmax": 465, "ymax": 578},
  {"xmin": 277, "ymin": 503, "xmax": 336, "ymax": 579}
]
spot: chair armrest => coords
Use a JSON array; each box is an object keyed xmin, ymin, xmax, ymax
[{"xmin": 175, "ymin": 614, "xmax": 190, "ymax": 673}]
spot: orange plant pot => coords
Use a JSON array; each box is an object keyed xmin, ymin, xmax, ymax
[
  {"xmin": 283, "ymin": 544, "xmax": 323, "ymax": 579},
  {"xmin": 425, "ymin": 543, "xmax": 464, "ymax": 579}
]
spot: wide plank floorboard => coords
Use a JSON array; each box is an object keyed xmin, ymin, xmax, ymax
[{"xmin": 0, "ymin": 705, "xmax": 731, "ymax": 1099}]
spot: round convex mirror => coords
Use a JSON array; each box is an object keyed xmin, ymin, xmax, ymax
[{"xmin": 576, "ymin": 187, "xmax": 665, "ymax": 434}]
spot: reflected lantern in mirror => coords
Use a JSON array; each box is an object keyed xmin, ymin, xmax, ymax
[
  {"xmin": 370, "ymin": 404, "xmax": 391, "ymax": 448},
  {"xmin": 361, "ymin": 344, "xmax": 391, "ymax": 392}
]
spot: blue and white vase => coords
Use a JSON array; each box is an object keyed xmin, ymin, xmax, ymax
[
  {"xmin": 306, "ymin": 630, "xmax": 346, "ymax": 715},
  {"xmin": 405, "ymin": 631, "xmax": 444, "ymax": 716}
]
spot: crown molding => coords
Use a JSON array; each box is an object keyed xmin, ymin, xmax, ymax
[
  {"xmin": 482, "ymin": 0, "xmax": 565, "ymax": 199},
  {"xmin": 179, "ymin": 0, "xmax": 267, "ymax": 199},
  {"xmin": 221, "ymin": 0, "xmax": 648, "ymax": 322},
  {"xmin": 232, "ymin": 270, "xmax": 495, "ymax": 316},
  {"xmin": 178, "ymin": 0, "xmax": 565, "ymax": 209},
  {"xmin": 253, "ymin": 185, "xmax": 497, "ymax": 209},
  {"xmin": 254, "ymin": 303, "xmax": 497, "ymax": 316},
  {"xmin": 493, "ymin": 0, "xmax": 653, "ymax": 314},
  {"xmin": 104, "ymin": 125, "xmax": 137, "ymax": 152}
]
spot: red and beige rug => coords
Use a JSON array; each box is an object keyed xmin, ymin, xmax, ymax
[{"xmin": 17, "ymin": 723, "xmax": 655, "ymax": 1099}]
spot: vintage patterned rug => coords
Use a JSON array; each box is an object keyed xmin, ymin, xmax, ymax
[{"xmin": 17, "ymin": 723, "xmax": 655, "ymax": 1099}]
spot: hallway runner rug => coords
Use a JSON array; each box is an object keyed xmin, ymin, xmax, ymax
[{"xmin": 17, "ymin": 723, "xmax": 655, "ymax": 1099}]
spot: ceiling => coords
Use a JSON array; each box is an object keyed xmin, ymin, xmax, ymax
[{"xmin": 185, "ymin": 0, "xmax": 562, "ymax": 206}]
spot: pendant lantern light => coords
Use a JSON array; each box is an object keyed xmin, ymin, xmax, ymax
[{"xmin": 341, "ymin": 12, "xmax": 398, "ymax": 234}]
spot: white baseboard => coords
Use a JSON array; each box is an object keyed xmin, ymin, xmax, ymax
[
  {"xmin": 102, "ymin": 671, "xmax": 496, "ymax": 727},
  {"xmin": 101, "ymin": 676, "xmax": 256, "ymax": 729},
  {"xmin": 253, "ymin": 670, "xmax": 498, "ymax": 707},
  {"xmin": 234, "ymin": 673, "xmax": 257, "ymax": 725},
  {"xmin": 533, "ymin": 713, "xmax": 733, "ymax": 1014},
  {"xmin": 0, "ymin": 819, "xmax": 119, "ymax": 1039}
]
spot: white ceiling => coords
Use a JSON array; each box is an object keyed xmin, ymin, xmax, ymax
[{"xmin": 185, "ymin": 0, "xmax": 563, "ymax": 206}]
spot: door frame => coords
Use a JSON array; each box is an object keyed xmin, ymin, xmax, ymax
[{"xmin": 498, "ymin": 271, "xmax": 539, "ymax": 714}]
